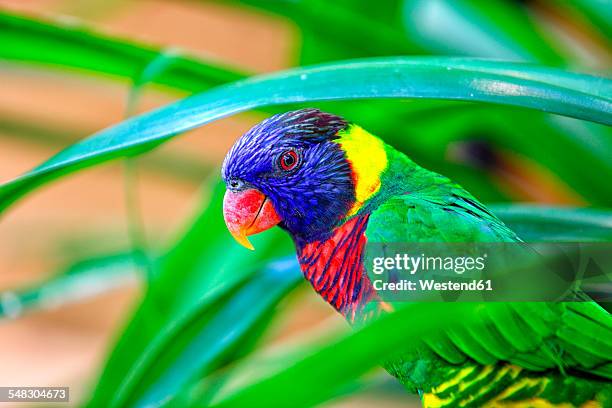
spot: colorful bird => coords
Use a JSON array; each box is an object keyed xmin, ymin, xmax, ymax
[{"xmin": 222, "ymin": 108, "xmax": 612, "ymax": 407}]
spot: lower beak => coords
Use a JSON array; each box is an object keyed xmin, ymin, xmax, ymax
[{"xmin": 223, "ymin": 188, "xmax": 281, "ymax": 250}]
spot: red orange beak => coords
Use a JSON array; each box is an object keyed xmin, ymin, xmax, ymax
[{"xmin": 223, "ymin": 188, "xmax": 281, "ymax": 250}]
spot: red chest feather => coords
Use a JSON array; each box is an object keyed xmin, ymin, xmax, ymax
[{"xmin": 297, "ymin": 215, "xmax": 375, "ymax": 319}]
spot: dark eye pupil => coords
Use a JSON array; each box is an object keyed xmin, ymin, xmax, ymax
[{"xmin": 283, "ymin": 154, "xmax": 295, "ymax": 166}]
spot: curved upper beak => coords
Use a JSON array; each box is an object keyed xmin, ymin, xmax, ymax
[{"xmin": 223, "ymin": 188, "xmax": 281, "ymax": 250}]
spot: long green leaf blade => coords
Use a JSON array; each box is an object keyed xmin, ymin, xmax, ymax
[
  {"xmin": 493, "ymin": 204, "xmax": 612, "ymax": 242},
  {"xmin": 0, "ymin": 253, "xmax": 139, "ymax": 319},
  {"xmin": 208, "ymin": 302, "xmax": 477, "ymax": 408},
  {"xmin": 126, "ymin": 258, "xmax": 300, "ymax": 408},
  {"xmin": 0, "ymin": 11, "xmax": 245, "ymax": 92},
  {"xmin": 1, "ymin": 57, "xmax": 610, "ymax": 214}
]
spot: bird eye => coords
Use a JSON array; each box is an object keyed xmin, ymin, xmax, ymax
[{"xmin": 279, "ymin": 150, "xmax": 300, "ymax": 171}]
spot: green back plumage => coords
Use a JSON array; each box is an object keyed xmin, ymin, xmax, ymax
[{"xmin": 360, "ymin": 142, "xmax": 612, "ymax": 407}]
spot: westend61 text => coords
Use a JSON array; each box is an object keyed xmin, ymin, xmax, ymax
[{"xmin": 373, "ymin": 279, "xmax": 493, "ymax": 292}]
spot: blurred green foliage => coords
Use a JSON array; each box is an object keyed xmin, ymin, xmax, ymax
[{"xmin": 0, "ymin": 1, "xmax": 610, "ymax": 407}]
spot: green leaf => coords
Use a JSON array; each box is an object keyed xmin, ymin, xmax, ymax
[
  {"xmin": 0, "ymin": 11, "xmax": 245, "ymax": 93},
  {"xmin": 0, "ymin": 253, "xmax": 139, "ymax": 319},
  {"xmin": 138, "ymin": 259, "xmax": 300, "ymax": 407},
  {"xmin": 1, "ymin": 57, "xmax": 610, "ymax": 214},
  {"xmin": 100, "ymin": 258, "xmax": 301, "ymax": 408},
  {"xmin": 401, "ymin": 0, "xmax": 567, "ymax": 64},
  {"xmin": 0, "ymin": 115, "xmax": 213, "ymax": 183},
  {"xmin": 207, "ymin": 302, "xmax": 477, "ymax": 408},
  {"xmin": 492, "ymin": 204, "xmax": 612, "ymax": 242}
]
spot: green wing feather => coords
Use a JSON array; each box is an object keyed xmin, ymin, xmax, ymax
[{"xmin": 365, "ymin": 185, "xmax": 612, "ymax": 383}]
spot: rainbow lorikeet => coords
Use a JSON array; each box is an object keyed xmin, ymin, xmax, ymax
[{"xmin": 221, "ymin": 108, "xmax": 612, "ymax": 407}]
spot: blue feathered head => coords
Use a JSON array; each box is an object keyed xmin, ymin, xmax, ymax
[{"xmin": 222, "ymin": 108, "xmax": 356, "ymax": 246}]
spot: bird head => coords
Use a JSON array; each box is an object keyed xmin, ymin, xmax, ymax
[{"xmin": 222, "ymin": 108, "xmax": 388, "ymax": 249}]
